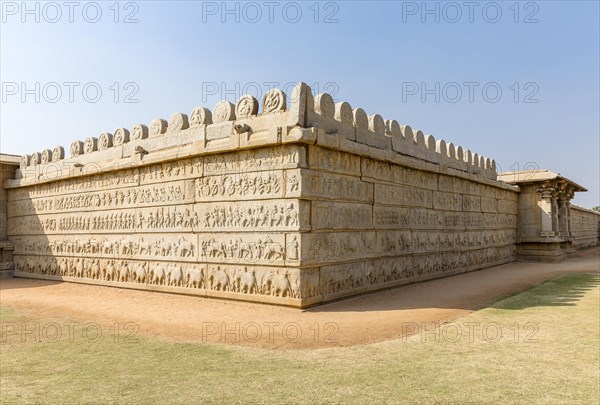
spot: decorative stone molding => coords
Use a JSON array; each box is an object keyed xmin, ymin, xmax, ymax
[
  {"xmin": 262, "ymin": 88, "xmax": 286, "ymax": 113},
  {"xmin": 113, "ymin": 128, "xmax": 130, "ymax": 145},
  {"xmin": 52, "ymin": 146, "xmax": 65, "ymax": 161},
  {"xmin": 131, "ymin": 124, "xmax": 149, "ymax": 140},
  {"xmin": 7, "ymin": 82, "xmax": 547, "ymax": 307},
  {"xmin": 40, "ymin": 149, "xmax": 52, "ymax": 164},
  {"xmin": 98, "ymin": 133, "xmax": 113, "ymax": 150},
  {"xmin": 70, "ymin": 140, "xmax": 83, "ymax": 157},
  {"xmin": 150, "ymin": 118, "xmax": 168, "ymax": 137},
  {"xmin": 84, "ymin": 137, "xmax": 98, "ymax": 154},
  {"xmin": 190, "ymin": 107, "xmax": 212, "ymax": 126}
]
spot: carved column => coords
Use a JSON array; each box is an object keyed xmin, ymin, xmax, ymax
[
  {"xmin": 565, "ymin": 188, "xmax": 575, "ymax": 238},
  {"xmin": 566, "ymin": 202, "xmax": 572, "ymax": 237},
  {"xmin": 557, "ymin": 195, "xmax": 569, "ymax": 237},
  {"xmin": 551, "ymin": 190, "xmax": 559, "ymax": 235},
  {"xmin": 537, "ymin": 187, "xmax": 555, "ymax": 237}
]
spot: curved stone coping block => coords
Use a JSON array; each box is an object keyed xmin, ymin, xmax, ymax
[
  {"xmin": 13, "ymin": 81, "xmax": 500, "ymax": 188},
  {"xmin": 19, "ymin": 81, "xmax": 496, "ymax": 181}
]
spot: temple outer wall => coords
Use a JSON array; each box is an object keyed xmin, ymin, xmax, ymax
[
  {"xmin": 2, "ymin": 83, "xmax": 597, "ymax": 306},
  {"xmin": 5, "ymin": 141, "xmax": 520, "ymax": 307},
  {"xmin": 301, "ymin": 144, "xmax": 519, "ymax": 303},
  {"xmin": 570, "ymin": 206, "xmax": 600, "ymax": 249}
]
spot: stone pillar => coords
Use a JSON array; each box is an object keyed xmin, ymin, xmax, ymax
[
  {"xmin": 566, "ymin": 202, "xmax": 572, "ymax": 237},
  {"xmin": 551, "ymin": 191, "xmax": 559, "ymax": 234},
  {"xmin": 557, "ymin": 196, "xmax": 569, "ymax": 237},
  {"xmin": 538, "ymin": 187, "xmax": 555, "ymax": 237}
]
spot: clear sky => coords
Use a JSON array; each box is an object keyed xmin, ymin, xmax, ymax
[{"xmin": 1, "ymin": 0, "xmax": 598, "ymax": 207}]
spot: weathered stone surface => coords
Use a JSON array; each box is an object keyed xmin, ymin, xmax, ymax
[
  {"xmin": 374, "ymin": 183, "xmax": 433, "ymax": 208},
  {"xmin": 297, "ymin": 169, "xmax": 373, "ymax": 204},
  {"xmin": 570, "ymin": 206, "xmax": 600, "ymax": 248},
  {"xmin": 4, "ymin": 83, "xmax": 596, "ymax": 307},
  {"xmin": 311, "ymin": 201, "xmax": 372, "ymax": 230},
  {"xmin": 308, "ymin": 145, "xmax": 361, "ymax": 176}
]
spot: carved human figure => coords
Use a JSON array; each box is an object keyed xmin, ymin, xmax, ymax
[
  {"xmin": 190, "ymin": 107, "xmax": 212, "ymax": 126},
  {"xmin": 263, "ymin": 88, "xmax": 286, "ymax": 113},
  {"xmin": 235, "ymin": 95, "xmax": 259, "ymax": 118},
  {"xmin": 69, "ymin": 141, "xmax": 83, "ymax": 157},
  {"xmin": 130, "ymin": 124, "xmax": 148, "ymax": 140},
  {"xmin": 213, "ymin": 101, "xmax": 236, "ymax": 122},
  {"xmin": 98, "ymin": 133, "xmax": 113, "ymax": 150}
]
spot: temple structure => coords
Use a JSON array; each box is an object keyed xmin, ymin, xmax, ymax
[
  {"xmin": 498, "ymin": 170, "xmax": 588, "ymax": 261},
  {"xmin": 2, "ymin": 83, "xmax": 599, "ymax": 306}
]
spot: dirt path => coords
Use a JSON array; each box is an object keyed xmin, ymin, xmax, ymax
[{"xmin": 2, "ymin": 248, "xmax": 598, "ymax": 349}]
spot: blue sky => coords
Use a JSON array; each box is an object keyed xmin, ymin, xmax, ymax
[{"xmin": 1, "ymin": 1, "xmax": 598, "ymax": 207}]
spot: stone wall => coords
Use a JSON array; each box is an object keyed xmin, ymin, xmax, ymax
[
  {"xmin": 299, "ymin": 145, "xmax": 518, "ymax": 302},
  {"xmin": 0, "ymin": 155, "xmax": 19, "ymax": 273},
  {"xmin": 4, "ymin": 83, "xmax": 521, "ymax": 307},
  {"xmin": 570, "ymin": 206, "xmax": 600, "ymax": 249},
  {"xmin": 8, "ymin": 146, "xmax": 312, "ymax": 305}
]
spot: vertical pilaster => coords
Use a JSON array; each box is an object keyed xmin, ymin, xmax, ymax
[{"xmin": 538, "ymin": 187, "xmax": 555, "ymax": 237}]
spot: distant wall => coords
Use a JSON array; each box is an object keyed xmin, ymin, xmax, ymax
[{"xmin": 571, "ymin": 206, "xmax": 600, "ymax": 249}]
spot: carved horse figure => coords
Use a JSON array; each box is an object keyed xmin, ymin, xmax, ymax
[
  {"xmin": 175, "ymin": 237, "xmax": 194, "ymax": 257},
  {"xmin": 121, "ymin": 239, "xmax": 137, "ymax": 256},
  {"xmin": 264, "ymin": 239, "xmax": 285, "ymax": 261},
  {"xmin": 159, "ymin": 240, "xmax": 173, "ymax": 256},
  {"xmin": 138, "ymin": 238, "xmax": 151, "ymax": 255},
  {"xmin": 204, "ymin": 239, "xmax": 225, "ymax": 258}
]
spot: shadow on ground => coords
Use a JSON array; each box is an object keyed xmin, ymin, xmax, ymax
[{"xmin": 491, "ymin": 273, "xmax": 600, "ymax": 310}]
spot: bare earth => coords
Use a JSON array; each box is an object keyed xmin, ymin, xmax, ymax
[{"xmin": 2, "ymin": 248, "xmax": 598, "ymax": 349}]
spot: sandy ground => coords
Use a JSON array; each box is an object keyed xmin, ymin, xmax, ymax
[{"xmin": 1, "ymin": 248, "xmax": 598, "ymax": 349}]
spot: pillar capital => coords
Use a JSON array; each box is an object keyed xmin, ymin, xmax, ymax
[{"xmin": 537, "ymin": 186, "xmax": 554, "ymax": 202}]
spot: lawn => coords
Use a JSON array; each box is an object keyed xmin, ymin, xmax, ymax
[{"xmin": 1, "ymin": 273, "xmax": 599, "ymax": 404}]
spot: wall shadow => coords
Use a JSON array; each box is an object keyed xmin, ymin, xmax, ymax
[
  {"xmin": 490, "ymin": 273, "xmax": 600, "ymax": 310},
  {"xmin": 306, "ymin": 256, "xmax": 600, "ymax": 313}
]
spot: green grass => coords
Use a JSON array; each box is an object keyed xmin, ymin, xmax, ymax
[
  {"xmin": 1, "ymin": 273, "xmax": 599, "ymax": 404},
  {"xmin": 0, "ymin": 307, "xmax": 23, "ymax": 323}
]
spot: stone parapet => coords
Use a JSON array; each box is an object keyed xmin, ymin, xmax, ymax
[{"xmin": 10, "ymin": 83, "xmax": 501, "ymax": 189}]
